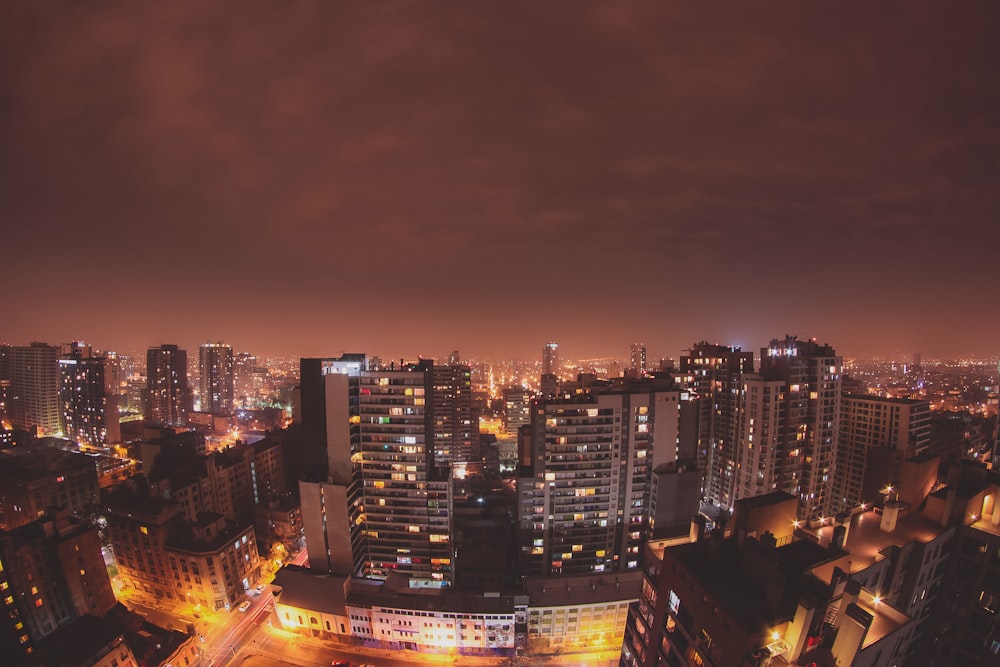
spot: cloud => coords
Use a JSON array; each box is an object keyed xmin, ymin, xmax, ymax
[{"xmin": 1, "ymin": 0, "xmax": 998, "ymax": 358}]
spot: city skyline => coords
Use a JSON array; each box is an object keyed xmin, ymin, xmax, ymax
[{"xmin": 3, "ymin": 2, "xmax": 999, "ymax": 361}]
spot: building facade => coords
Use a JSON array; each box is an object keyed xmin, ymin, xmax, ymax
[
  {"xmin": 430, "ymin": 364, "xmax": 474, "ymax": 468},
  {"xmin": 0, "ymin": 511, "xmax": 116, "ymax": 660},
  {"xmin": 542, "ymin": 343, "xmax": 559, "ymax": 379},
  {"xmin": 0, "ymin": 448, "xmax": 100, "ymax": 530},
  {"xmin": 59, "ymin": 351, "xmax": 120, "ymax": 447},
  {"xmin": 502, "ymin": 387, "xmax": 531, "ymax": 435},
  {"xmin": 677, "ymin": 342, "xmax": 755, "ymax": 503},
  {"xmin": 518, "ymin": 379, "xmax": 694, "ymax": 577},
  {"xmin": 107, "ymin": 488, "xmax": 260, "ymax": 611},
  {"xmin": 834, "ymin": 394, "xmax": 931, "ymax": 513},
  {"xmin": 299, "ymin": 356, "xmax": 453, "ymax": 586},
  {"xmin": 9, "ymin": 343, "xmax": 61, "ymax": 437},
  {"xmin": 145, "ymin": 345, "xmax": 191, "ymax": 427},
  {"xmin": 757, "ymin": 336, "xmax": 842, "ymax": 520},
  {"xmin": 198, "ymin": 342, "xmax": 234, "ymax": 414}
]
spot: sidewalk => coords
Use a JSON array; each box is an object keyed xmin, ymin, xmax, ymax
[{"xmin": 288, "ymin": 628, "xmax": 620, "ymax": 666}]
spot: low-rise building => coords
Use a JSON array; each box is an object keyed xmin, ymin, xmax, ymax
[
  {"xmin": 271, "ymin": 565, "xmax": 639, "ymax": 658},
  {"xmin": 165, "ymin": 512, "xmax": 260, "ymax": 612},
  {"xmin": 107, "ymin": 485, "xmax": 261, "ymax": 611},
  {"xmin": 524, "ymin": 571, "xmax": 640, "ymax": 654}
]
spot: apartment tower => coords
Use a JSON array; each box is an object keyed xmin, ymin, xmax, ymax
[
  {"xmin": 299, "ymin": 356, "xmax": 452, "ymax": 587},
  {"xmin": 677, "ymin": 342, "xmax": 754, "ymax": 503},
  {"xmin": 9, "ymin": 343, "xmax": 61, "ymax": 436},
  {"xmin": 145, "ymin": 344, "xmax": 191, "ymax": 427},
  {"xmin": 198, "ymin": 342, "xmax": 234, "ymax": 414}
]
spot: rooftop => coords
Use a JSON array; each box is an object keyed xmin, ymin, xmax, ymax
[
  {"xmin": 272, "ymin": 565, "xmax": 348, "ymax": 615},
  {"xmin": 667, "ymin": 535, "xmax": 842, "ymax": 631},
  {"xmin": 30, "ymin": 613, "xmax": 125, "ymax": 667},
  {"xmin": 807, "ymin": 508, "xmax": 948, "ymax": 581},
  {"xmin": 843, "ymin": 393, "xmax": 929, "ymax": 406},
  {"xmin": 734, "ymin": 490, "xmax": 798, "ymax": 510},
  {"xmin": 165, "ymin": 517, "xmax": 253, "ymax": 554},
  {"xmin": 0, "ymin": 446, "xmax": 96, "ymax": 481},
  {"xmin": 523, "ymin": 570, "xmax": 643, "ymax": 608}
]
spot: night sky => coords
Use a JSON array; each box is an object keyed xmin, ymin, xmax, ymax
[{"xmin": 2, "ymin": 2, "xmax": 998, "ymax": 362}]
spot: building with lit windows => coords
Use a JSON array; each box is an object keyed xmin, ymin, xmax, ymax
[
  {"xmin": 106, "ymin": 490, "xmax": 183, "ymax": 602},
  {"xmin": 629, "ymin": 343, "xmax": 647, "ymax": 377},
  {"xmin": 298, "ymin": 356, "xmax": 452, "ymax": 586},
  {"xmin": 518, "ymin": 377, "xmax": 698, "ymax": 577},
  {"xmin": 0, "ymin": 344, "xmax": 12, "ymax": 427},
  {"xmin": 621, "ymin": 456, "xmax": 1000, "ymax": 667},
  {"xmin": 431, "ymin": 363, "xmax": 474, "ymax": 467},
  {"xmin": 106, "ymin": 486, "xmax": 260, "ymax": 611},
  {"xmin": 757, "ymin": 336, "xmax": 842, "ymax": 521},
  {"xmin": 0, "ymin": 510, "xmax": 116, "ymax": 661},
  {"xmin": 270, "ymin": 564, "xmax": 638, "ymax": 657},
  {"xmin": 542, "ymin": 342, "xmax": 559, "ymax": 379},
  {"xmin": 233, "ymin": 351, "xmax": 258, "ymax": 407},
  {"xmin": 164, "ymin": 512, "xmax": 260, "ymax": 612},
  {"xmin": 677, "ymin": 342, "xmax": 754, "ymax": 503},
  {"xmin": 145, "ymin": 345, "xmax": 191, "ymax": 427},
  {"xmin": 524, "ymin": 571, "xmax": 640, "ymax": 653},
  {"xmin": 59, "ymin": 350, "xmax": 120, "ymax": 447},
  {"xmin": 198, "ymin": 342, "xmax": 234, "ymax": 414},
  {"xmin": 833, "ymin": 394, "xmax": 931, "ymax": 513},
  {"xmin": 9, "ymin": 343, "xmax": 61, "ymax": 437},
  {"xmin": 502, "ymin": 386, "xmax": 531, "ymax": 435},
  {"xmin": 0, "ymin": 447, "xmax": 100, "ymax": 530}
]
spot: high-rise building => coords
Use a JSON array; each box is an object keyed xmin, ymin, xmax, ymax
[
  {"xmin": 502, "ymin": 386, "xmax": 531, "ymax": 434},
  {"xmin": 833, "ymin": 394, "xmax": 931, "ymax": 513},
  {"xmin": 9, "ymin": 343, "xmax": 61, "ymax": 436},
  {"xmin": 233, "ymin": 351, "xmax": 257, "ymax": 407},
  {"xmin": 431, "ymin": 363, "xmax": 474, "ymax": 467},
  {"xmin": 0, "ymin": 344, "xmax": 11, "ymax": 427},
  {"xmin": 629, "ymin": 343, "xmax": 647, "ymax": 376},
  {"xmin": 518, "ymin": 377, "xmax": 698, "ymax": 577},
  {"xmin": 145, "ymin": 344, "xmax": 191, "ymax": 427},
  {"xmin": 298, "ymin": 356, "xmax": 452, "ymax": 586},
  {"xmin": 677, "ymin": 342, "xmax": 754, "ymax": 501},
  {"xmin": 756, "ymin": 336, "xmax": 842, "ymax": 520},
  {"xmin": 198, "ymin": 342, "xmax": 234, "ymax": 414},
  {"xmin": 542, "ymin": 342, "xmax": 559, "ymax": 379},
  {"xmin": 59, "ymin": 349, "xmax": 120, "ymax": 447}
]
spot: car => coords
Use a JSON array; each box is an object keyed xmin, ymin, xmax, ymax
[
  {"xmin": 255, "ymin": 584, "xmax": 267, "ymax": 595},
  {"xmin": 238, "ymin": 600, "xmax": 252, "ymax": 612},
  {"xmin": 331, "ymin": 661, "xmax": 351, "ymax": 667}
]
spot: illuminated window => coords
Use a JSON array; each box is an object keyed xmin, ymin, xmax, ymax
[{"xmin": 140, "ymin": 526, "xmax": 148, "ymax": 535}]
